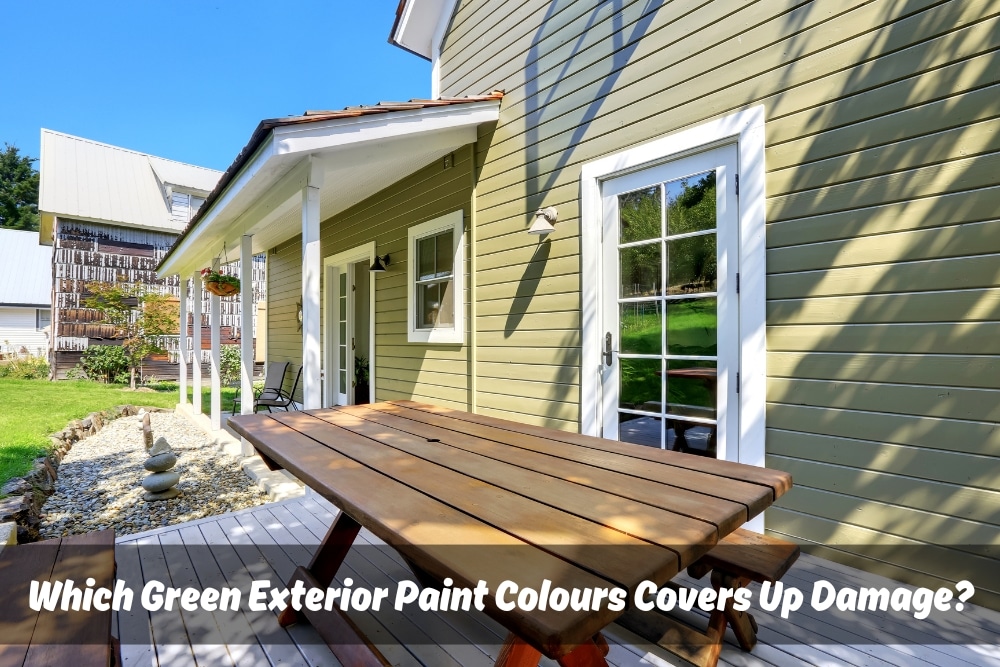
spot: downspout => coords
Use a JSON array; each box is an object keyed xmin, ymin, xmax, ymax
[{"xmin": 469, "ymin": 141, "xmax": 478, "ymax": 413}]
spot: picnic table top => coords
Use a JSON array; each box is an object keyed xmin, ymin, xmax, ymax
[{"xmin": 229, "ymin": 400, "xmax": 791, "ymax": 658}]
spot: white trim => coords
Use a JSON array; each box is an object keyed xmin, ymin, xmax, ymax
[
  {"xmin": 323, "ymin": 242, "xmax": 376, "ymax": 408},
  {"xmin": 407, "ymin": 210, "xmax": 465, "ymax": 344},
  {"xmin": 239, "ymin": 234, "xmax": 255, "ymax": 416},
  {"xmin": 301, "ymin": 159, "xmax": 324, "ymax": 410},
  {"xmin": 157, "ymin": 101, "xmax": 499, "ymax": 277},
  {"xmin": 430, "ymin": 0, "xmax": 459, "ymax": 98},
  {"xmin": 392, "ymin": 0, "xmax": 455, "ymax": 60},
  {"xmin": 580, "ymin": 106, "xmax": 766, "ymax": 484}
]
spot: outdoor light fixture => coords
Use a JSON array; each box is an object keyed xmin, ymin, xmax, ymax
[
  {"xmin": 528, "ymin": 206, "xmax": 558, "ymax": 235},
  {"xmin": 369, "ymin": 254, "xmax": 390, "ymax": 272}
]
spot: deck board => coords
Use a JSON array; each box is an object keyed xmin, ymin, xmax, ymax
[{"xmin": 112, "ymin": 496, "xmax": 1000, "ymax": 667}]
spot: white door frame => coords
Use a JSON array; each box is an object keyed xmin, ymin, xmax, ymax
[
  {"xmin": 323, "ymin": 242, "xmax": 376, "ymax": 407},
  {"xmin": 580, "ymin": 106, "xmax": 766, "ymax": 473}
]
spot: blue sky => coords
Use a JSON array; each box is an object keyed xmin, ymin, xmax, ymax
[{"xmin": 2, "ymin": 0, "xmax": 430, "ymax": 171}]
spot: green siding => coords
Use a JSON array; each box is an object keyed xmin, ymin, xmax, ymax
[
  {"xmin": 266, "ymin": 147, "xmax": 475, "ymax": 409},
  {"xmin": 440, "ymin": 0, "xmax": 1000, "ymax": 608}
]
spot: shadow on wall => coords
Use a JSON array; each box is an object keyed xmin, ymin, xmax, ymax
[{"xmin": 753, "ymin": 0, "xmax": 1000, "ymax": 605}]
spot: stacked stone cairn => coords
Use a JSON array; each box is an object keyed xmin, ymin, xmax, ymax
[{"xmin": 139, "ymin": 413, "xmax": 181, "ymax": 501}]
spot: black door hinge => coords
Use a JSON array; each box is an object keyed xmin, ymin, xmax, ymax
[
  {"xmin": 736, "ymin": 372, "xmax": 740, "ymax": 394},
  {"xmin": 736, "ymin": 272, "xmax": 740, "ymax": 294},
  {"xmin": 735, "ymin": 174, "xmax": 739, "ymax": 196}
]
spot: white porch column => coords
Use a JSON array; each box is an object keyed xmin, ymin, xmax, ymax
[
  {"xmin": 240, "ymin": 235, "xmax": 254, "ymax": 416},
  {"xmin": 192, "ymin": 270, "xmax": 203, "ymax": 414},
  {"xmin": 178, "ymin": 277, "xmax": 188, "ymax": 407},
  {"xmin": 301, "ymin": 159, "xmax": 324, "ymax": 410},
  {"xmin": 210, "ymin": 257, "xmax": 222, "ymax": 430}
]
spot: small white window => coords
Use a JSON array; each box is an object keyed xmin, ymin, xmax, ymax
[
  {"xmin": 36, "ymin": 309, "xmax": 51, "ymax": 331},
  {"xmin": 407, "ymin": 210, "xmax": 465, "ymax": 344},
  {"xmin": 170, "ymin": 192, "xmax": 207, "ymax": 222}
]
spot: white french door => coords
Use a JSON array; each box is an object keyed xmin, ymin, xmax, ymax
[
  {"xmin": 600, "ymin": 144, "xmax": 740, "ymax": 460},
  {"xmin": 333, "ymin": 266, "xmax": 353, "ymax": 406},
  {"xmin": 323, "ymin": 243, "xmax": 375, "ymax": 408}
]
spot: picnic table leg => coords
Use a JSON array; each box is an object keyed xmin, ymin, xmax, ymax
[
  {"xmin": 277, "ymin": 510, "xmax": 361, "ymax": 626},
  {"xmin": 494, "ymin": 632, "xmax": 610, "ymax": 667}
]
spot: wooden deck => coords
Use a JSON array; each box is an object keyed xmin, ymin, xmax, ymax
[{"xmin": 114, "ymin": 496, "xmax": 1000, "ymax": 667}]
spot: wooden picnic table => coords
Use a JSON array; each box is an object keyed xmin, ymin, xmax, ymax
[
  {"xmin": 229, "ymin": 400, "xmax": 791, "ymax": 667},
  {"xmin": 0, "ymin": 529, "xmax": 118, "ymax": 667}
]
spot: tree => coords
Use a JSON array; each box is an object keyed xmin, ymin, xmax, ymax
[
  {"xmin": 83, "ymin": 282, "xmax": 178, "ymax": 389},
  {"xmin": 0, "ymin": 144, "xmax": 40, "ymax": 231}
]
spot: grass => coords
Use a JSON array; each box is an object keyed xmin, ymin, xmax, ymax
[{"xmin": 0, "ymin": 379, "xmax": 238, "ymax": 489}]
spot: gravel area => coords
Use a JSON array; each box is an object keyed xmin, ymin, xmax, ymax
[{"xmin": 40, "ymin": 412, "xmax": 268, "ymax": 539}]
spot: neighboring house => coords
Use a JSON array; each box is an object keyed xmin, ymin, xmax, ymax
[
  {"xmin": 158, "ymin": 1, "xmax": 999, "ymax": 610},
  {"xmin": 37, "ymin": 130, "xmax": 266, "ymax": 379},
  {"xmin": 0, "ymin": 229, "xmax": 52, "ymax": 356}
]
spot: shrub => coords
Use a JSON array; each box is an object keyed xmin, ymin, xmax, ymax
[
  {"xmin": 80, "ymin": 345, "xmax": 130, "ymax": 384},
  {"xmin": 0, "ymin": 355, "xmax": 50, "ymax": 380},
  {"xmin": 220, "ymin": 345, "xmax": 242, "ymax": 386}
]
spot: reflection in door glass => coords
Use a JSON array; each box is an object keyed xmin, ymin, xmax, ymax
[
  {"xmin": 619, "ymin": 186, "xmax": 661, "ymax": 244},
  {"xmin": 666, "ymin": 234, "xmax": 716, "ymax": 294},
  {"xmin": 665, "ymin": 298, "xmax": 717, "ymax": 357},
  {"xmin": 666, "ymin": 171, "xmax": 716, "ymax": 236},
  {"xmin": 619, "ymin": 357, "xmax": 662, "ymax": 412},
  {"xmin": 620, "ymin": 301, "xmax": 662, "ymax": 355},
  {"xmin": 620, "ymin": 243, "xmax": 661, "ymax": 298}
]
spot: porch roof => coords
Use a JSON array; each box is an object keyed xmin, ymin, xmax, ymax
[{"xmin": 157, "ymin": 93, "xmax": 503, "ymax": 277}]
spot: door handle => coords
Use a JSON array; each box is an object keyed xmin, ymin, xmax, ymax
[{"xmin": 604, "ymin": 332, "xmax": 613, "ymax": 366}]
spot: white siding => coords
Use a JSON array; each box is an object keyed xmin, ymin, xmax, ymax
[{"xmin": 0, "ymin": 307, "xmax": 49, "ymax": 356}]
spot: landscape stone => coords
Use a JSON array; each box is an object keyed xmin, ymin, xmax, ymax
[
  {"xmin": 141, "ymin": 471, "xmax": 180, "ymax": 493},
  {"xmin": 148, "ymin": 436, "xmax": 171, "ymax": 456},
  {"xmin": 143, "ymin": 452, "xmax": 177, "ymax": 472},
  {"xmin": 143, "ymin": 488, "xmax": 181, "ymax": 502}
]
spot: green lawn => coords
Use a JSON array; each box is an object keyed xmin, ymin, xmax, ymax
[{"xmin": 0, "ymin": 379, "xmax": 237, "ymax": 490}]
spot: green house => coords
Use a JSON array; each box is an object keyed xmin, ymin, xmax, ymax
[{"xmin": 159, "ymin": 0, "xmax": 1000, "ymax": 611}]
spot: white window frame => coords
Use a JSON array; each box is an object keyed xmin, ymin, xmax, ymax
[
  {"xmin": 407, "ymin": 210, "xmax": 465, "ymax": 344},
  {"xmin": 36, "ymin": 308, "xmax": 51, "ymax": 331},
  {"xmin": 579, "ymin": 106, "xmax": 766, "ymax": 473}
]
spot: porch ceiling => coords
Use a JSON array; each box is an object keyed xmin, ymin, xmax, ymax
[{"xmin": 158, "ymin": 95, "xmax": 501, "ymax": 277}]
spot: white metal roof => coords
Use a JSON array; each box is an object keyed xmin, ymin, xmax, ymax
[
  {"xmin": 37, "ymin": 129, "xmax": 221, "ymax": 243},
  {"xmin": 0, "ymin": 229, "xmax": 53, "ymax": 307}
]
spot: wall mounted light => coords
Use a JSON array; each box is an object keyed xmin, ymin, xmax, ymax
[
  {"xmin": 369, "ymin": 254, "xmax": 390, "ymax": 272},
  {"xmin": 528, "ymin": 206, "xmax": 558, "ymax": 236}
]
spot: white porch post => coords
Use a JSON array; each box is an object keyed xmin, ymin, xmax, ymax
[
  {"xmin": 192, "ymin": 270, "xmax": 203, "ymax": 414},
  {"xmin": 210, "ymin": 257, "xmax": 222, "ymax": 430},
  {"xmin": 178, "ymin": 277, "xmax": 188, "ymax": 407},
  {"xmin": 240, "ymin": 235, "xmax": 254, "ymax": 416},
  {"xmin": 301, "ymin": 158, "xmax": 324, "ymax": 410}
]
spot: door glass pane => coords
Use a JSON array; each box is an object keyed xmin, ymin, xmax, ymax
[
  {"xmin": 665, "ymin": 416, "xmax": 717, "ymax": 457},
  {"xmin": 665, "ymin": 359, "xmax": 716, "ymax": 416},
  {"xmin": 665, "ymin": 297, "xmax": 717, "ymax": 356},
  {"xmin": 435, "ymin": 230, "xmax": 454, "ymax": 277},
  {"xmin": 620, "ymin": 301, "xmax": 661, "ymax": 355},
  {"xmin": 620, "ymin": 243, "xmax": 661, "ymax": 298},
  {"xmin": 619, "ymin": 186, "xmax": 661, "ymax": 244},
  {"xmin": 666, "ymin": 234, "xmax": 716, "ymax": 294},
  {"xmin": 666, "ymin": 171, "xmax": 716, "ymax": 236},
  {"xmin": 619, "ymin": 357, "xmax": 661, "ymax": 411},
  {"xmin": 620, "ymin": 415, "xmax": 661, "ymax": 448}
]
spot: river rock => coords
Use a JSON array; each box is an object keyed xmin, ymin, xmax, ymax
[
  {"xmin": 143, "ymin": 452, "xmax": 177, "ymax": 472},
  {"xmin": 148, "ymin": 436, "xmax": 171, "ymax": 456},
  {"xmin": 143, "ymin": 488, "xmax": 182, "ymax": 502},
  {"xmin": 141, "ymin": 471, "xmax": 180, "ymax": 493}
]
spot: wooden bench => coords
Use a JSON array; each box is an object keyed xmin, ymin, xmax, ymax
[
  {"xmin": 0, "ymin": 529, "xmax": 120, "ymax": 667},
  {"xmin": 618, "ymin": 528, "xmax": 799, "ymax": 667},
  {"xmin": 686, "ymin": 528, "xmax": 801, "ymax": 654}
]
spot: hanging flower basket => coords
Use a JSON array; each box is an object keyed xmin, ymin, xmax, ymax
[{"xmin": 201, "ymin": 268, "xmax": 240, "ymax": 296}]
